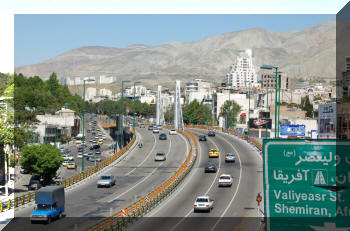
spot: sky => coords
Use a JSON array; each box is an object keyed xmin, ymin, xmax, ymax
[
  {"xmin": 14, "ymin": 14, "xmax": 336, "ymax": 66},
  {"xmin": 0, "ymin": 0, "xmax": 348, "ymax": 72}
]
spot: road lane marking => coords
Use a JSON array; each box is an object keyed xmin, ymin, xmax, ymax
[
  {"xmin": 145, "ymin": 132, "xmax": 191, "ymax": 217},
  {"xmin": 209, "ymin": 134, "xmax": 242, "ymax": 231},
  {"xmin": 125, "ymin": 133, "xmax": 157, "ymax": 176},
  {"xmin": 169, "ymin": 130, "xmax": 221, "ymax": 231},
  {"xmin": 103, "ymin": 134, "xmax": 173, "ymax": 203}
]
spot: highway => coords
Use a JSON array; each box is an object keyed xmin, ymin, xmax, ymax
[
  {"xmin": 128, "ymin": 128, "xmax": 263, "ymax": 231},
  {"xmin": 5, "ymin": 127, "xmax": 190, "ymax": 231}
]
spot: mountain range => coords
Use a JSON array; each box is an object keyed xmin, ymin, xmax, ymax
[{"xmin": 15, "ymin": 20, "xmax": 335, "ymax": 85}]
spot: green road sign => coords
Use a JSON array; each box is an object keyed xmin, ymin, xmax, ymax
[{"xmin": 263, "ymin": 139, "xmax": 350, "ymax": 231}]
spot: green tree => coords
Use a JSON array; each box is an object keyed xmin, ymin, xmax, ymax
[
  {"xmin": 300, "ymin": 96, "xmax": 313, "ymax": 118},
  {"xmin": 220, "ymin": 100, "xmax": 241, "ymax": 128},
  {"xmin": 20, "ymin": 144, "xmax": 63, "ymax": 184},
  {"xmin": 183, "ymin": 100, "xmax": 212, "ymax": 125}
]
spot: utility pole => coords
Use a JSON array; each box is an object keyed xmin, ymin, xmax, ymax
[
  {"xmin": 119, "ymin": 80, "xmax": 130, "ymax": 148},
  {"xmin": 266, "ymin": 87, "xmax": 269, "ymax": 138},
  {"xmin": 277, "ymin": 74, "xmax": 281, "ymax": 138},
  {"xmin": 81, "ymin": 80, "xmax": 86, "ymax": 172},
  {"xmin": 206, "ymin": 87, "xmax": 209, "ymax": 128},
  {"xmin": 248, "ymin": 86, "xmax": 251, "ymax": 137},
  {"xmin": 274, "ymin": 67, "xmax": 278, "ymax": 138},
  {"xmin": 227, "ymin": 88, "xmax": 231, "ymax": 129}
]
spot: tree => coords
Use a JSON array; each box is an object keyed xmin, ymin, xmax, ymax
[
  {"xmin": 20, "ymin": 144, "xmax": 63, "ymax": 185},
  {"xmin": 220, "ymin": 100, "xmax": 241, "ymax": 128},
  {"xmin": 183, "ymin": 100, "xmax": 212, "ymax": 125},
  {"xmin": 300, "ymin": 96, "xmax": 313, "ymax": 118}
]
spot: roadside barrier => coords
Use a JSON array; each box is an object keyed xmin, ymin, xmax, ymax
[
  {"xmin": 0, "ymin": 127, "xmax": 136, "ymax": 213},
  {"xmin": 84, "ymin": 126, "xmax": 199, "ymax": 231}
]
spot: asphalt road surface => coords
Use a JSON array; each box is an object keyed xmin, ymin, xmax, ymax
[
  {"xmin": 128, "ymin": 128, "xmax": 263, "ymax": 231},
  {"xmin": 6, "ymin": 128, "xmax": 190, "ymax": 231}
]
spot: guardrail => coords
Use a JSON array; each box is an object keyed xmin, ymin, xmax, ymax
[
  {"xmin": 184, "ymin": 125, "xmax": 263, "ymax": 154},
  {"xmin": 84, "ymin": 127, "xmax": 198, "ymax": 231},
  {"xmin": 0, "ymin": 128, "xmax": 136, "ymax": 213}
]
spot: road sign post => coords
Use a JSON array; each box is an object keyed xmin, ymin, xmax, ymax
[{"xmin": 263, "ymin": 139, "xmax": 350, "ymax": 231}]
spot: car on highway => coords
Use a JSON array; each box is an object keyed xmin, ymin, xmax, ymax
[
  {"xmin": 204, "ymin": 162, "xmax": 217, "ymax": 173},
  {"xmin": 209, "ymin": 149, "xmax": 219, "ymax": 158},
  {"xmin": 89, "ymin": 139, "xmax": 93, "ymax": 142},
  {"xmin": 199, "ymin": 135, "xmax": 207, "ymax": 141},
  {"xmin": 95, "ymin": 149, "xmax": 101, "ymax": 155},
  {"xmin": 86, "ymin": 153, "xmax": 94, "ymax": 159},
  {"xmin": 92, "ymin": 131, "xmax": 96, "ymax": 135},
  {"xmin": 157, "ymin": 125, "xmax": 163, "ymax": 130},
  {"xmin": 90, "ymin": 144, "xmax": 100, "ymax": 150},
  {"xmin": 154, "ymin": 152, "xmax": 166, "ymax": 161},
  {"xmin": 62, "ymin": 160, "xmax": 69, "ymax": 167},
  {"xmin": 62, "ymin": 155, "xmax": 70, "ymax": 161},
  {"xmin": 208, "ymin": 130, "xmax": 216, "ymax": 137},
  {"xmin": 98, "ymin": 140, "xmax": 103, "ymax": 145},
  {"xmin": 159, "ymin": 133, "xmax": 167, "ymax": 140},
  {"xmin": 140, "ymin": 124, "xmax": 145, "ymax": 128},
  {"xmin": 153, "ymin": 128, "xmax": 160, "ymax": 133},
  {"xmin": 218, "ymin": 174, "xmax": 233, "ymax": 187},
  {"xmin": 102, "ymin": 135, "xmax": 106, "ymax": 140},
  {"xmin": 97, "ymin": 175, "xmax": 116, "ymax": 188},
  {"xmin": 87, "ymin": 129, "xmax": 91, "ymax": 133},
  {"xmin": 66, "ymin": 162, "xmax": 76, "ymax": 169},
  {"xmin": 148, "ymin": 125, "xmax": 153, "ymax": 130},
  {"xmin": 28, "ymin": 177, "xmax": 42, "ymax": 191},
  {"xmin": 97, "ymin": 128, "xmax": 100, "ymax": 131},
  {"xmin": 225, "ymin": 153, "xmax": 236, "ymax": 162},
  {"xmin": 193, "ymin": 196, "xmax": 214, "ymax": 212},
  {"xmin": 77, "ymin": 153, "xmax": 83, "ymax": 158},
  {"xmin": 89, "ymin": 156, "xmax": 102, "ymax": 162},
  {"xmin": 75, "ymin": 140, "xmax": 82, "ymax": 144},
  {"xmin": 169, "ymin": 129, "xmax": 177, "ymax": 135}
]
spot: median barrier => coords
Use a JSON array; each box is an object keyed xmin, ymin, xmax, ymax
[
  {"xmin": 84, "ymin": 126, "xmax": 198, "ymax": 231},
  {"xmin": 1, "ymin": 126, "xmax": 136, "ymax": 213}
]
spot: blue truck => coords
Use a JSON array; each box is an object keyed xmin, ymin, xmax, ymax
[{"xmin": 30, "ymin": 186, "xmax": 65, "ymax": 224}]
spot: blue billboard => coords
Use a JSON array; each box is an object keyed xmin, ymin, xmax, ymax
[{"xmin": 279, "ymin": 124, "xmax": 305, "ymax": 136}]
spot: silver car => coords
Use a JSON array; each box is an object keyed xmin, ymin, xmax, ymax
[
  {"xmin": 97, "ymin": 175, "xmax": 116, "ymax": 188},
  {"xmin": 155, "ymin": 152, "xmax": 166, "ymax": 161},
  {"xmin": 225, "ymin": 153, "xmax": 236, "ymax": 162}
]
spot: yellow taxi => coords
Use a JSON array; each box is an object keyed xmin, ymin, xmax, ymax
[
  {"xmin": 75, "ymin": 140, "xmax": 82, "ymax": 144},
  {"xmin": 66, "ymin": 162, "xmax": 76, "ymax": 169},
  {"xmin": 98, "ymin": 140, "xmax": 103, "ymax": 145},
  {"xmin": 209, "ymin": 149, "xmax": 219, "ymax": 158}
]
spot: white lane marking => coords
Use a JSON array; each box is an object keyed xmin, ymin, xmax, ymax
[
  {"xmin": 105, "ymin": 135, "xmax": 173, "ymax": 203},
  {"xmin": 145, "ymin": 132, "xmax": 191, "ymax": 217},
  {"xmin": 169, "ymin": 131, "xmax": 221, "ymax": 231},
  {"xmin": 125, "ymin": 133, "xmax": 157, "ymax": 176},
  {"xmin": 209, "ymin": 134, "xmax": 242, "ymax": 231}
]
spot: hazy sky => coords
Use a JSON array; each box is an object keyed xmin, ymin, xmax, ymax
[{"xmin": 14, "ymin": 14, "xmax": 336, "ymax": 67}]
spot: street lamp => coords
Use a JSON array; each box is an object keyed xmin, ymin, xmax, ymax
[
  {"xmin": 119, "ymin": 80, "xmax": 131, "ymax": 149},
  {"xmin": 206, "ymin": 87, "xmax": 210, "ymax": 128},
  {"xmin": 133, "ymin": 81, "xmax": 142, "ymax": 131},
  {"xmin": 81, "ymin": 78, "xmax": 94, "ymax": 172},
  {"xmin": 227, "ymin": 88, "xmax": 231, "ymax": 129},
  {"xmin": 260, "ymin": 64, "xmax": 279, "ymax": 138}
]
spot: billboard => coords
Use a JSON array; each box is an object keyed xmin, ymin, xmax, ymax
[
  {"xmin": 279, "ymin": 124, "xmax": 305, "ymax": 136},
  {"xmin": 318, "ymin": 102, "xmax": 336, "ymax": 139},
  {"xmin": 248, "ymin": 118, "xmax": 272, "ymax": 129}
]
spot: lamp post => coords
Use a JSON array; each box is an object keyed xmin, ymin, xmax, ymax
[
  {"xmin": 227, "ymin": 88, "xmax": 231, "ymax": 129},
  {"xmin": 260, "ymin": 65, "xmax": 279, "ymax": 138},
  {"xmin": 119, "ymin": 80, "xmax": 131, "ymax": 149},
  {"xmin": 133, "ymin": 81, "xmax": 142, "ymax": 131},
  {"xmin": 81, "ymin": 78, "xmax": 94, "ymax": 172},
  {"xmin": 206, "ymin": 87, "xmax": 210, "ymax": 128},
  {"xmin": 248, "ymin": 85, "xmax": 251, "ymax": 137}
]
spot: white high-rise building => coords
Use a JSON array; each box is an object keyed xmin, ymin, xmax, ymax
[{"xmin": 226, "ymin": 49, "xmax": 258, "ymax": 89}]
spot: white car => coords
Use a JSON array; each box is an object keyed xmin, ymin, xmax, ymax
[
  {"xmin": 169, "ymin": 129, "xmax": 177, "ymax": 135},
  {"xmin": 153, "ymin": 128, "xmax": 160, "ymax": 133},
  {"xmin": 77, "ymin": 153, "xmax": 83, "ymax": 158},
  {"xmin": 218, "ymin": 174, "xmax": 233, "ymax": 187},
  {"xmin": 154, "ymin": 152, "xmax": 166, "ymax": 161},
  {"xmin": 62, "ymin": 160, "xmax": 69, "ymax": 167},
  {"xmin": 62, "ymin": 155, "xmax": 70, "ymax": 161},
  {"xmin": 193, "ymin": 196, "xmax": 214, "ymax": 212},
  {"xmin": 67, "ymin": 156, "xmax": 74, "ymax": 161}
]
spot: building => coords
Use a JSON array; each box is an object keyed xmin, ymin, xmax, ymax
[
  {"xmin": 99, "ymin": 75, "xmax": 117, "ymax": 84},
  {"xmin": 86, "ymin": 87, "xmax": 97, "ymax": 101},
  {"xmin": 342, "ymin": 57, "xmax": 350, "ymax": 96},
  {"xmin": 35, "ymin": 108, "xmax": 81, "ymax": 144},
  {"xmin": 99, "ymin": 88, "xmax": 112, "ymax": 98},
  {"xmin": 261, "ymin": 73, "xmax": 288, "ymax": 90},
  {"xmin": 212, "ymin": 92, "xmax": 252, "ymax": 120},
  {"xmin": 226, "ymin": 49, "xmax": 259, "ymax": 89},
  {"xmin": 185, "ymin": 79, "xmax": 211, "ymax": 104},
  {"xmin": 124, "ymin": 85, "xmax": 148, "ymax": 98}
]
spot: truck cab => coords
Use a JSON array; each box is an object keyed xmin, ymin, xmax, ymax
[{"xmin": 30, "ymin": 186, "xmax": 65, "ymax": 224}]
